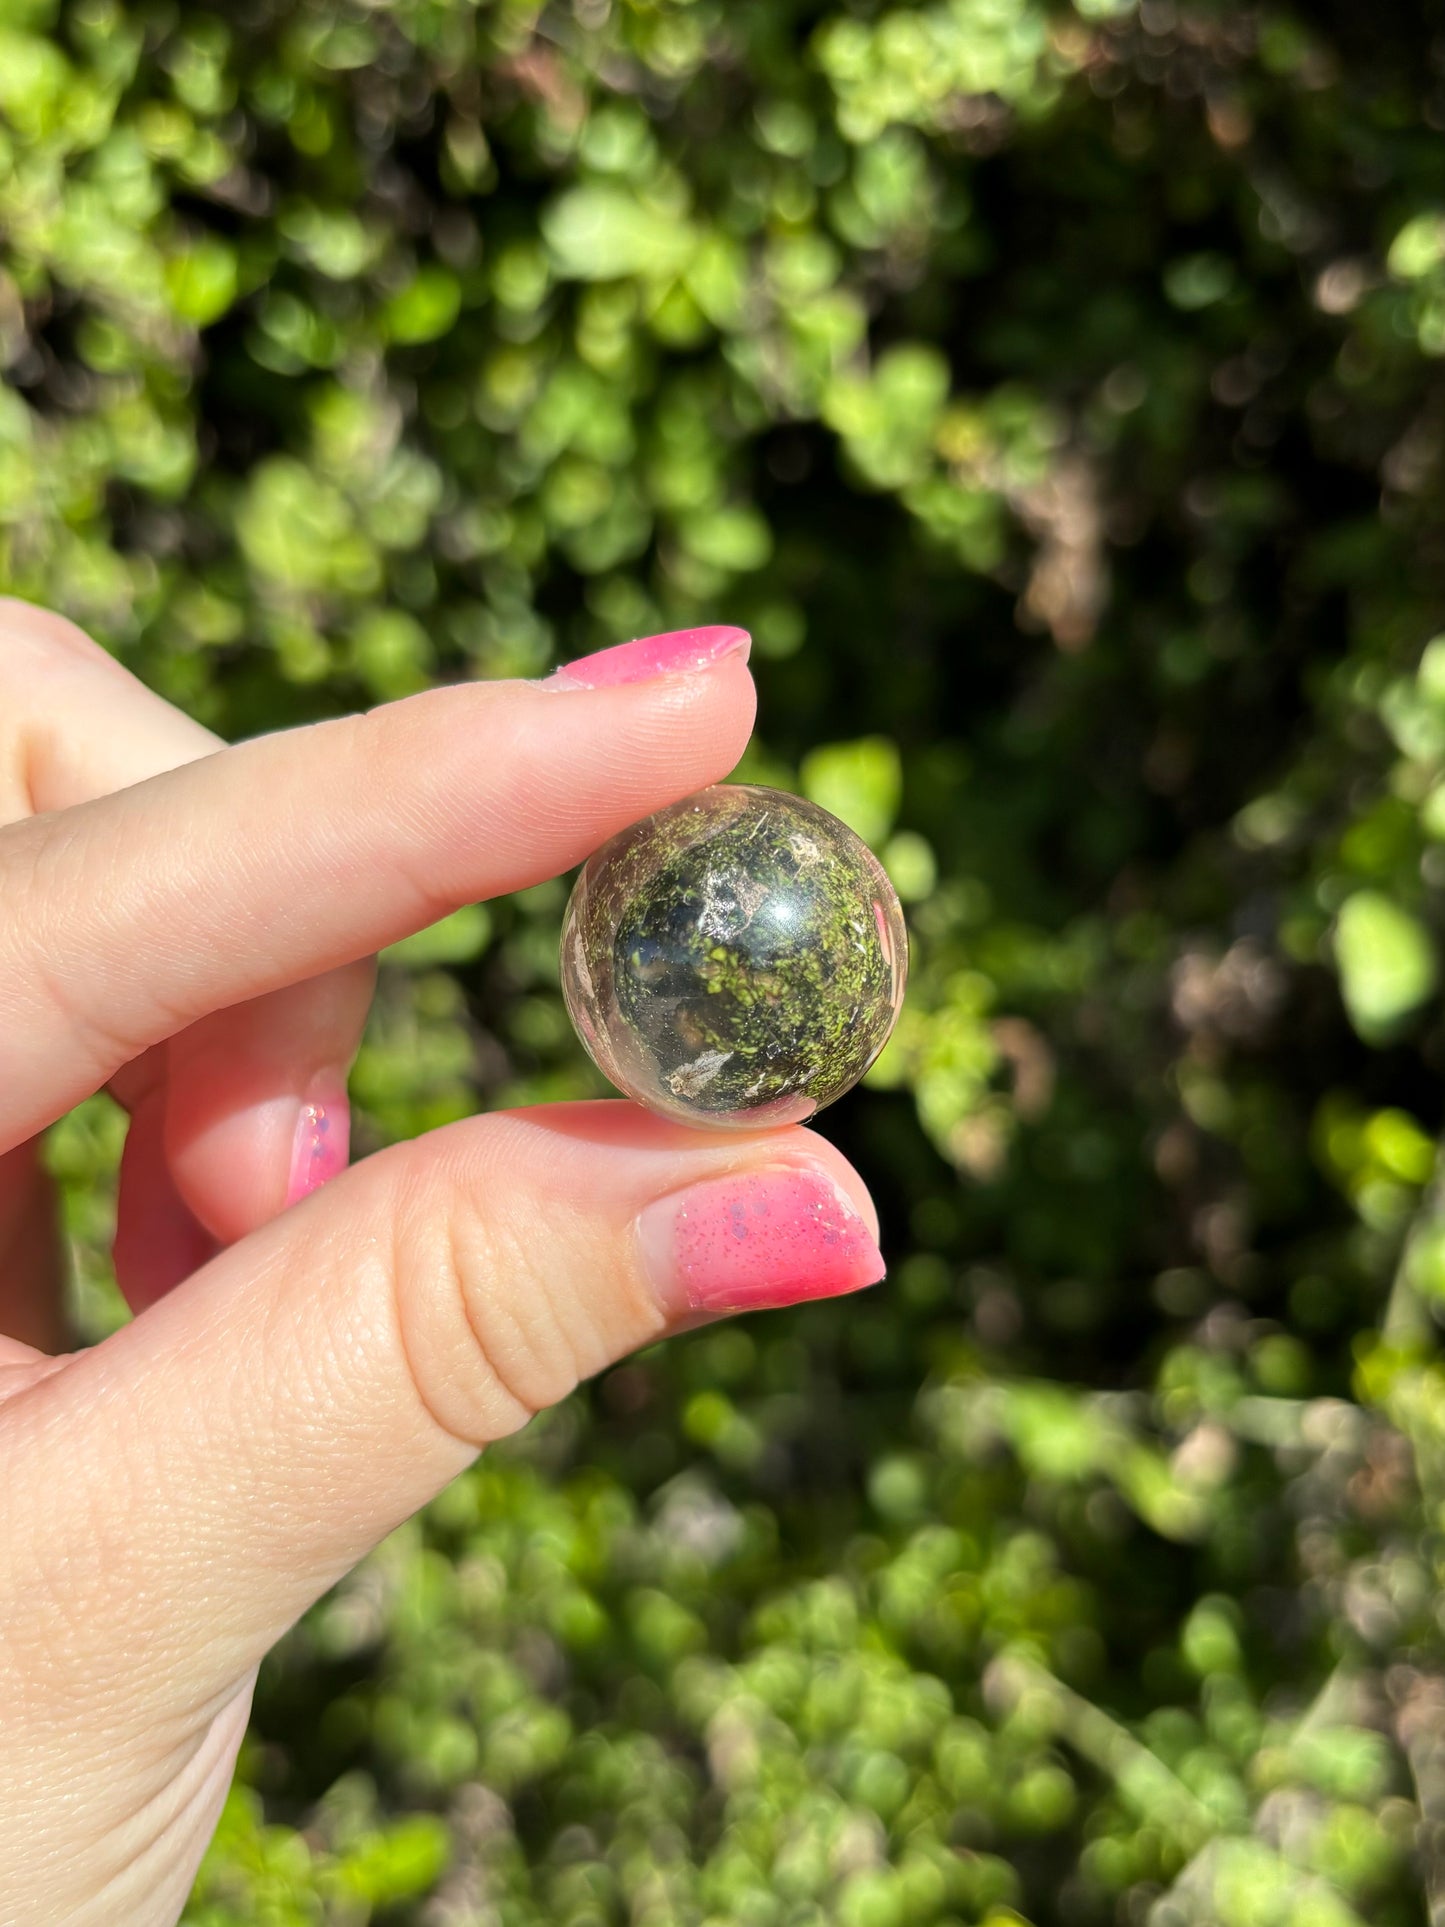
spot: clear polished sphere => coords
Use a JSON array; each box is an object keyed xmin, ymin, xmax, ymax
[{"xmin": 561, "ymin": 784, "xmax": 908, "ymax": 1128}]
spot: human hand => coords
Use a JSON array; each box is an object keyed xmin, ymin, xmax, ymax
[{"xmin": 0, "ymin": 603, "xmax": 884, "ymax": 1926}]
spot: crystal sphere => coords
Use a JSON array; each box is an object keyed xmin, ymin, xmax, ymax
[{"xmin": 561, "ymin": 784, "xmax": 908, "ymax": 1128}]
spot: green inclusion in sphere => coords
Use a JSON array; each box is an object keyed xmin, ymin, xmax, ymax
[{"xmin": 561, "ymin": 784, "xmax": 908, "ymax": 1128}]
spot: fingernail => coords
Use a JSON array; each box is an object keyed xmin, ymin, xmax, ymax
[
  {"xmin": 637, "ymin": 1165, "xmax": 885, "ymax": 1319},
  {"xmin": 285, "ymin": 1079, "xmax": 351, "ymax": 1207},
  {"xmin": 544, "ymin": 625, "xmax": 750, "ymax": 690}
]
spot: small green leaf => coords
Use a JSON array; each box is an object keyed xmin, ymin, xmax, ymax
[
  {"xmin": 801, "ymin": 737, "xmax": 902, "ymax": 847},
  {"xmin": 544, "ymin": 184, "xmax": 695, "ymax": 281},
  {"xmin": 1417, "ymin": 633, "xmax": 1445, "ymax": 705},
  {"xmin": 678, "ymin": 504, "xmax": 772, "ymax": 573},
  {"xmin": 1407, "ymin": 1219, "xmax": 1445, "ymax": 1302},
  {"xmin": 883, "ymin": 830, "xmax": 936, "ymax": 902},
  {"xmin": 1164, "ymin": 252, "xmax": 1236, "ymax": 310},
  {"xmin": 1181, "ymin": 1597, "xmax": 1243, "ymax": 1677},
  {"xmin": 0, "ymin": 29, "xmax": 69, "ymax": 133},
  {"xmin": 165, "ymin": 237, "xmax": 238, "ymax": 326},
  {"xmin": 350, "ymin": 608, "xmax": 432, "ymax": 699},
  {"xmin": 1334, "ymin": 891, "xmax": 1438, "ymax": 1040},
  {"xmin": 382, "ymin": 904, "xmax": 492, "ymax": 968},
  {"xmin": 1388, "ymin": 212, "xmax": 1445, "ymax": 281},
  {"xmin": 383, "ymin": 265, "xmax": 461, "ymax": 344},
  {"xmin": 334, "ymin": 1813, "xmax": 450, "ymax": 1903}
]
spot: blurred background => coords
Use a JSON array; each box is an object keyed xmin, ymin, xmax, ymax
[{"xmin": 6, "ymin": 0, "xmax": 1445, "ymax": 1920}]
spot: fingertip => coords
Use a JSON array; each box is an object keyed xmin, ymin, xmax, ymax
[
  {"xmin": 284, "ymin": 1080, "xmax": 352, "ymax": 1209},
  {"xmin": 115, "ymin": 1088, "xmax": 220, "ymax": 1312},
  {"xmin": 788, "ymin": 1126, "xmax": 883, "ymax": 1248},
  {"xmin": 164, "ymin": 966, "xmax": 373, "ymax": 1242},
  {"xmin": 518, "ymin": 646, "xmax": 757, "ymax": 768},
  {"xmin": 465, "ymin": 1100, "xmax": 881, "ymax": 1264},
  {"xmin": 542, "ymin": 625, "xmax": 751, "ymax": 690},
  {"xmin": 637, "ymin": 1158, "xmax": 885, "ymax": 1323}
]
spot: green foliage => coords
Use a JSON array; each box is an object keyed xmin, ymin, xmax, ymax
[
  {"xmin": 10, "ymin": 0, "xmax": 1445, "ymax": 1919},
  {"xmin": 1334, "ymin": 894, "xmax": 1438, "ymax": 1042}
]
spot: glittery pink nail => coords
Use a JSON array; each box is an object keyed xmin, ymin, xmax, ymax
[
  {"xmin": 545, "ymin": 626, "xmax": 750, "ymax": 690},
  {"xmin": 285, "ymin": 1081, "xmax": 351, "ymax": 1207},
  {"xmin": 638, "ymin": 1166, "xmax": 885, "ymax": 1318}
]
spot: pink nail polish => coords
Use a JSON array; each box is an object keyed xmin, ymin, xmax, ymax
[
  {"xmin": 546, "ymin": 626, "xmax": 750, "ymax": 690},
  {"xmin": 638, "ymin": 1166, "xmax": 885, "ymax": 1318},
  {"xmin": 285, "ymin": 1081, "xmax": 351, "ymax": 1207}
]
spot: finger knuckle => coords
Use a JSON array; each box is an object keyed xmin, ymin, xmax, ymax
[
  {"xmin": 387, "ymin": 1144, "xmax": 588, "ymax": 1448},
  {"xmin": 0, "ymin": 810, "xmax": 180, "ymax": 1084}
]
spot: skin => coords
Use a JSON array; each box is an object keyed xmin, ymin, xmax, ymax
[
  {"xmin": 563, "ymin": 787, "xmax": 907, "ymax": 1125},
  {"xmin": 0, "ymin": 601, "xmax": 880, "ymax": 1927}
]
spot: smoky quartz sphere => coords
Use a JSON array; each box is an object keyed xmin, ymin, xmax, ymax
[{"xmin": 561, "ymin": 784, "xmax": 908, "ymax": 1128}]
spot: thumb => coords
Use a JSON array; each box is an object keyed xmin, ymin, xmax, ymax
[{"xmin": 0, "ymin": 1104, "xmax": 881, "ymax": 1907}]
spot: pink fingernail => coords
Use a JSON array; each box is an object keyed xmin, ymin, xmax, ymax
[
  {"xmin": 638, "ymin": 1166, "xmax": 885, "ymax": 1319},
  {"xmin": 545, "ymin": 626, "xmax": 751, "ymax": 690},
  {"xmin": 285, "ymin": 1080, "xmax": 351, "ymax": 1207}
]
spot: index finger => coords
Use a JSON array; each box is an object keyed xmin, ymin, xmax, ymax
[{"xmin": 0, "ymin": 633, "xmax": 755, "ymax": 1150}]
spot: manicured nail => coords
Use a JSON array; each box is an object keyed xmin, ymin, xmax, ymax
[
  {"xmin": 545, "ymin": 625, "xmax": 750, "ymax": 690},
  {"xmin": 638, "ymin": 1165, "xmax": 885, "ymax": 1319},
  {"xmin": 285, "ymin": 1079, "xmax": 351, "ymax": 1207}
]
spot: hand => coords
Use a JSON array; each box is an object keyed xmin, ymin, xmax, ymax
[{"xmin": 0, "ymin": 602, "xmax": 884, "ymax": 1927}]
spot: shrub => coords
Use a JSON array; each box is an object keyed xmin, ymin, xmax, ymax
[{"xmin": 9, "ymin": 0, "xmax": 1445, "ymax": 1919}]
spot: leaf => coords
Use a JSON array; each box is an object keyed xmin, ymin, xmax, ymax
[
  {"xmin": 165, "ymin": 237, "xmax": 237, "ymax": 327},
  {"xmin": 0, "ymin": 29, "xmax": 70, "ymax": 134},
  {"xmin": 1388, "ymin": 211, "xmax": 1445, "ymax": 281},
  {"xmin": 236, "ymin": 456, "xmax": 380, "ymax": 595},
  {"xmin": 801, "ymin": 737, "xmax": 902, "ymax": 847},
  {"xmin": 381, "ymin": 904, "xmax": 492, "ymax": 968},
  {"xmin": 333, "ymin": 1814, "xmax": 450, "ymax": 1904},
  {"xmin": 677, "ymin": 503, "xmax": 772, "ymax": 573},
  {"xmin": 382, "ymin": 265, "xmax": 461, "ymax": 344},
  {"xmin": 1164, "ymin": 252, "xmax": 1236, "ymax": 310},
  {"xmin": 1334, "ymin": 891, "xmax": 1438, "ymax": 1040},
  {"xmin": 543, "ymin": 184, "xmax": 695, "ymax": 281}
]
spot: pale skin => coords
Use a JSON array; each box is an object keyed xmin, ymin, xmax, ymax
[{"xmin": 0, "ymin": 601, "xmax": 881, "ymax": 1926}]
